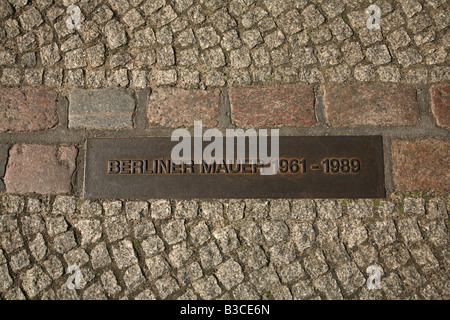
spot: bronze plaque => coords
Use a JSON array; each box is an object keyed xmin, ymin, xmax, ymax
[{"xmin": 84, "ymin": 136, "xmax": 385, "ymax": 199}]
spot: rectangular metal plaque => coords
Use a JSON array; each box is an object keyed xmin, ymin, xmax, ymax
[{"xmin": 84, "ymin": 136, "xmax": 385, "ymax": 199}]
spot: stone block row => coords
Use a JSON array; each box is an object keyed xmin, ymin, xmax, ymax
[{"xmin": 0, "ymin": 84, "xmax": 448, "ymax": 131}]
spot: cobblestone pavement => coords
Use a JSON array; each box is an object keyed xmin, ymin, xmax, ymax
[
  {"xmin": 0, "ymin": 0, "xmax": 448, "ymax": 89},
  {"xmin": 0, "ymin": 194, "xmax": 448, "ymax": 300}
]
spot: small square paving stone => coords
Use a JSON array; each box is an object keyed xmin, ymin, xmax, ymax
[
  {"xmin": 135, "ymin": 289, "xmax": 157, "ymax": 300},
  {"xmin": 133, "ymin": 220, "xmax": 156, "ymax": 240},
  {"xmin": 313, "ymin": 272, "xmax": 343, "ymax": 300},
  {"xmin": 315, "ymin": 200, "xmax": 342, "ymax": 219},
  {"xmin": 418, "ymin": 219, "xmax": 448, "ymax": 247},
  {"xmin": 27, "ymin": 197, "xmax": 50, "ymax": 214},
  {"xmin": 370, "ymin": 220, "xmax": 397, "ymax": 248},
  {"xmin": 80, "ymin": 201, "xmax": 102, "ymax": 217},
  {"xmin": 380, "ymin": 243, "xmax": 410, "ymax": 270},
  {"xmin": 10, "ymin": 250, "xmax": 30, "ymax": 272},
  {"xmin": 261, "ymin": 221, "xmax": 290, "ymax": 244},
  {"xmin": 303, "ymin": 250, "xmax": 329, "ymax": 279},
  {"xmin": 64, "ymin": 248, "xmax": 90, "ymax": 267},
  {"xmin": 43, "ymin": 256, "xmax": 64, "ymax": 280},
  {"xmin": 239, "ymin": 221, "xmax": 263, "ymax": 244},
  {"xmin": 291, "ymin": 200, "xmax": 316, "ymax": 220},
  {"xmin": 366, "ymin": 45, "xmax": 392, "ymax": 65},
  {"xmin": 124, "ymin": 264, "xmax": 146, "ymax": 291},
  {"xmin": 241, "ymin": 7, "xmax": 268, "ymax": 28},
  {"xmin": 177, "ymin": 262, "xmax": 203, "ymax": 286},
  {"xmin": 74, "ymin": 220, "xmax": 102, "ymax": 246},
  {"xmin": 238, "ymin": 245, "xmax": 268, "ymax": 270},
  {"xmin": 142, "ymin": 235, "xmax": 165, "ymax": 256},
  {"xmin": 156, "ymin": 276, "xmax": 180, "ymax": 299},
  {"xmin": 152, "ymin": 5, "xmax": 178, "ymax": 27},
  {"xmin": 0, "ymin": 215, "xmax": 18, "ymax": 234},
  {"xmin": 90, "ymin": 242, "xmax": 111, "ymax": 270},
  {"xmin": 125, "ymin": 201, "xmax": 149, "ymax": 220},
  {"xmin": 381, "ymin": 273, "xmax": 405, "ymax": 298},
  {"xmin": 292, "ymin": 279, "xmax": 315, "ymax": 300},
  {"xmin": 340, "ymin": 219, "xmax": 368, "ymax": 249},
  {"xmin": 249, "ymin": 266, "xmax": 281, "ymax": 294},
  {"xmin": 104, "ymin": 216, "xmax": 129, "ymax": 243},
  {"xmin": 29, "ymin": 233, "xmax": 47, "ymax": 261},
  {"xmin": 399, "ymin": 265, "xmax": 426, "ymax": 289},
  {"xmin": 193, "ymin": 276, "xmax": 222, "ymax": 300},
  {"xmin": 335, "ymin": 262, "xmax": 366, "ymax": 295},
  {"xmin": 168, "ymin": 242, "xmax": 193, "ymax": 269},
  {"xmin": 101, "ymin": 270, "xmax": 122, "ymax": 295},
  {"xmin": 396, "ymin": 218, "xmax": 423, "ymax": 244},
  {"xmin": 0, "ymin": 263, "xmax": 13, "ymax": 291},
  {"xmin": 151, "ymin": 200, "xmax": 171, "ymax": 219},
  {"xmin": 351, "ymin": 244, "xmax": 378, "ymax": 270},
  {"xmin": 146, "ymin": 255, "xmax": 170, "ymax": 279},
  {"xmin": 53, "ymin": 231, "xmax": 77, "ymax": 254},
  {"xmin": 201, "ymin": 201, "xmax": 224, "ymax": 221},
  {"xmin": 20, "ymin": 7, "xmax": 43, "ymax": 31},
  {"xmin": 162, "ymin": 220, "xmax": 187, "ymax": 245},
  {"xmin": 199, "ymin": 242, "xmax": 223, "ymax": 269},
  {"xmin": 215, "ymin": 259, "xmax": 244, "ymax": 290},
  {"xmin": 316, "ymin": 219, "xmax": 339, "ymax": 245},
  {"xmin": 323, "ymin": 242, "xmax": 350, "ymax": 265},
  {"xmin": 105, "ymin": 20, "xmax": 127, "ymax": 49},
  {"xmin": 21, "ymin": 215, "xmax": 45, "ymax": 236},
  {"xmin": 233, "ymin": 282, "xmax": 260, "ymax": 300},
  {"xmin": 1, "ymin": 230, "xmax": 24, "ymax": 253},
  {"xmin": 403, "ymin": 198, "xmax": 426, "ymax": 215},
  {"xmin": 112, "ymin": 240, "xmax": 138, "ymax": 270},
  {"xmin": 103, "ymin": 201, "xmax": 123, "ymax": 216},
  {"xmin": 279, "ymin": 260, "xmax": 305, "ymax": 284},
  {"xmin": 292, "ymin": 222, "xmax": 315, "ymax": 252},
  {"xmin": 269, "ymin": 242, "xmax": 297, "ymax": 266},
  {"xmin": 52, "ymin": 196, "xmax": 76, "ymax": 215},
  {"xmin": 21, "ymin": 266, "xmax": 51, "ymax": 298},
  {"xmin": 174, "ymin": 200, "xmax": 198, "ymax": 219},
  {"xmin": 190, "ymin": 221, "xmax": 211, "ymax": 246},
  {"xmin": 409, "ymin": 243, "xmax": 439, "ymax": 274},
  {"xmin": 2, "ymin": 195, "xmax": 25, "ymax": 214},
  {"xmin": 83, "ymin": 283, "xmax": 107, "ymax": 300},
  {"xmin": 302, "ymin": 5, "xmax": 325, "ymax": 29}
]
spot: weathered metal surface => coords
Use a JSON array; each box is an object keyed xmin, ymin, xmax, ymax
[{"xmin": 84, "ymin": 136, "xmax": 385, "ymax": 199}]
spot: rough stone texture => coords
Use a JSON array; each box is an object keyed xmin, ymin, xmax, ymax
[
  {"xmin": 229, "ymin": 84, "xmax": 316, "ymax": 128},
  {"xmin": 68, "ymin": 89, "xmax": 136, "ymax": 130},
  {"xmin": 430, "ymin": 84, "xmax": 450, "ymax": 129},
  {"xmin": 324, "ymin": 84, "xmax": 420, "ymax": 126},
  {"xmin": 0, "ymin": 88, "xmax": 58, "ymax": 132},
  {"xmin": 4, "ymin": 144, "xmax": 77, "ymax": 194},
  {"xmin": 392, "ymin": 139, "xmax": 450, "ymax": 193},
  {"xmin": 148, "ymin": 88, "xmax": 220, "ymax": 128}
]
